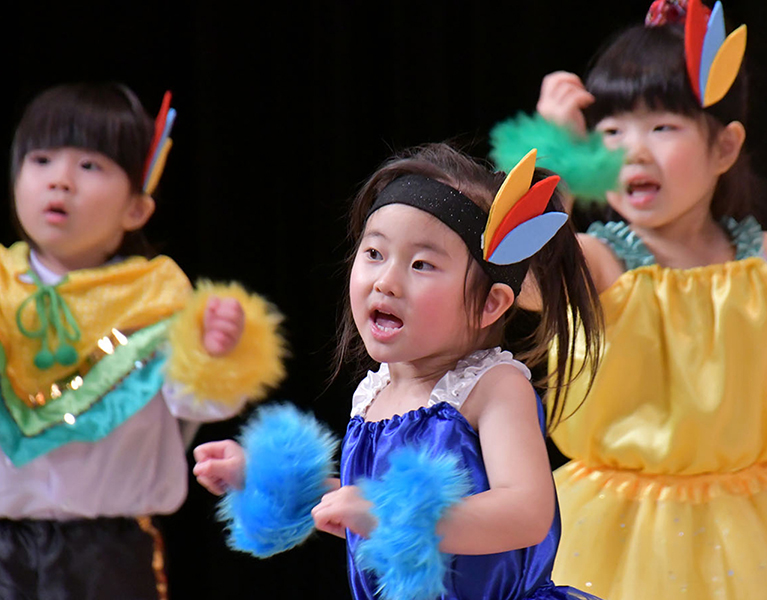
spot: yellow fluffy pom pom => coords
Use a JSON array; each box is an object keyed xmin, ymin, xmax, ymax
[{"xmin": 166, "ymin": 280, "xmax": 287, "ymax": 407}]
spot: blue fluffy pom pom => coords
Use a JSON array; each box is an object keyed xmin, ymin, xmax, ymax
[
  {"xmin": 355, "ymin": 446, "xmax": 472, "ymax": 600},
  {"xmin": 217, "ymin": 403, "xmax": 339, "ymax": 558}
]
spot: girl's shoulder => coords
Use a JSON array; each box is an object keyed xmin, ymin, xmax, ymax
[
  {"xmin": 432, "ymin": 348, "xmax": 531, "ymax": 412},
  {"xmin": 458, "ymin": 352, "xmax": 538, "ymax": 432},
  {"xmin": 576, "ymin": 229, "xmax": 626, "ymax": 294},
  {"xmin": 0, "ymin": 242, "xmax": 31, "ymax": 270}
]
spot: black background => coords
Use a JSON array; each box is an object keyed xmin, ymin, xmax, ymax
[{"xmin": 5, "ymin": 2, "xmax": 766, "ymax": 598}]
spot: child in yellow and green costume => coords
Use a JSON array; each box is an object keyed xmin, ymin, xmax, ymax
[{"xmin": 0, "ymin": 83, "xmax": 285, "ymax": 600}]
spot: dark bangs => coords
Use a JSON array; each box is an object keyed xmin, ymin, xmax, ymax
[
  {"xmin": 583, "ymin": 23, "xmax": 754, "ymax": 221},
  {"xmin": 585, "ymin": 24, "xmax": 747, "ymax": 128},
  {"xmin": 584, "ymin": 25, "xmax": 702, "ymax": 127},
  {"xmin": 11, "ymin": 83, "xmax": 153, "ymax": 192}
]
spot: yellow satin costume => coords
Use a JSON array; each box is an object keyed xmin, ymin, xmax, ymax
[{"xmin": 550, "ymin": 218, "xmax": 767, "ymax": 600}]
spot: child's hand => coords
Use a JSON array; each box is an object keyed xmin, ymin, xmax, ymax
[
  {"xmin": 193, "ymin": 440, "xmax": 246, "ymax": 495},
  {"xmin": 311, "ymin": 483, "xmax": 376, "ymax": 539},
  {"xmin": 202, "ymin": 297, "xmax": 245, "ymax": 356},
  {"xmin": 536, "ymin": 71, "xmax": 595, "ymax": 136}
]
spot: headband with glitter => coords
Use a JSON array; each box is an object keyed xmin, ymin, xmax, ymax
[{"xmin": 367, "ymin": 149, "xmax": 568, "ymax": 296}]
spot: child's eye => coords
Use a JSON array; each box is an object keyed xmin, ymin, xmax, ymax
[
  {"xmin": 28, "ymin": 153, "xmax": 50, "ymax": 165},
  {"xmin": 412, "ymin": 260, "xmax": 434, "ymax": 271},
  {"xmin": 653, "ymin": 124, "xmax": 677, "ymax": 132},
  {"xmin": 80, "ymin": 160, "xmax": 101, "ymax": 171},
  {"xmin": 364, "ymin": 248, "xmax": 382, "ymax": 260},
  {"xmin": 600, "ymin": 128, "xmax": 620, "ymax": 136}
]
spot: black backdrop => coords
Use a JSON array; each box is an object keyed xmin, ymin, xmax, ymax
[{"xmin": 5, "ymin": 2, "xmax": 766, "ymax": 598}]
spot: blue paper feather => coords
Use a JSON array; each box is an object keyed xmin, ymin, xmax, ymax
[
  {"xmin": 488, "ymin": 212, "xmax": 569, "ymax": 265},
  {"xmin": 142, "ymin": 108, "xmax": 177, "ymax": 191},
  {"xmin": 699, "ymin": 2, "xmax": 726, "ymax": 99},
  {"xmin": 217, "ymin": 403, "xmax": 339, "ymax": 558},
  {"xmin": 355, "ymin": 446, "xmax": 472, "ymax": 600}
]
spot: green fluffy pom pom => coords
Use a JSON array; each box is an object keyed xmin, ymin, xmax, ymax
[
  {"xmin": 34, "ymin": 349, "xmax": 55, "ymax": 370},
  {"xmin": 489, "ymin": 112, "xmax": 624, "ymax": 203},
  {"xmin": 54, "ymin": 344, "xmax": 78, "ymax": 366}
]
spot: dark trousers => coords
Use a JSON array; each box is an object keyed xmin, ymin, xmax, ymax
[{"xmin": 0, "ymin": 517, "xmax": 160, "ymax": 600}]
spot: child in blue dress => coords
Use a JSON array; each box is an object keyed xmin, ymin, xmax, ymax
[{"xmin": 195, "ymin": 143, "xmax": 603, "ymax": 599}]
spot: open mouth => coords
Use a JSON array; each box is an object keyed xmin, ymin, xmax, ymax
[
  {"xmin": 372, "ymin": 310, "xmax": 403, "ymax": 331},
  {"xmin": 45, "ymin": 202, "xmax": 68, "ymax": 216},
  {"xmin": 627, "ymin": 180, "xmax": 660, "ymax": 195}
]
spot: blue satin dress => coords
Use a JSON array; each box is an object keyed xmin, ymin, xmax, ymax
[{"xmin": 340, "ymin": 348, "xmax": 602, "ymax": 600}]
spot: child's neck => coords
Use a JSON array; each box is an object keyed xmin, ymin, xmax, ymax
[
  {"xmin": 31, "ymin": 248, "xmax": 112, "ymax": 277},
  {"xmin": 630, "ymin": 210, "xmax": 735, "ymax": 269},
  {"xmin": 365, "ymin": 351, "xmax": 469, "ymax": 422},
  {"xmin": 387, "ymin": 360, "xmax": 453, "ymax": 390}
]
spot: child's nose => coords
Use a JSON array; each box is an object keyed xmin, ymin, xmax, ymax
[
  {"xmin": 623, "ymin": 132, "xmax": 652, "ymax": 164},
  {"xmin": 47, "ymin": 161, "xmax": 75, "ymax": 191},
  {"xmin": 373, "ymin": 266, "xmax": 401, "ymax": 297}
]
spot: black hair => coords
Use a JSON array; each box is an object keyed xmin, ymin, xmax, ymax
[
  {"xmin": 583, "ymin": 23, "xmax": 754, "ymax": 220},
  {"xmin": 332, "ymin": 143, "xmax": 603, "ymax": 433},
  {"xmin": 10, "ymin": 82, "xmax": 156, "ymax": 257}
]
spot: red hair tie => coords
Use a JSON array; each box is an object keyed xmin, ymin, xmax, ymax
[{"xmin": 645, "ymin": 0, "xmax": 694, "ymax": 26}]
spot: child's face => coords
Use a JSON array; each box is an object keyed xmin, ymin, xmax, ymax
[
  {"xmin": 350, "ymin": 204, "xmax": 478, "ymax": 367},
  {"xmin": 14, "ymin": 147, "xmax": 148, "ymax": 271},
  {"xmin": 596, "ymin": 106, "xmax": 722, "ymax": 230}
]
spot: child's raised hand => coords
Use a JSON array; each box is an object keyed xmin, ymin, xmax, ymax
[
  {"xmin": 202, "ymin": 297, "xmax": 245, "ymax": 356},
  {"xmin": 311, "ymin": 483, "xmax": 376, "ymax": 540},
  {"xmin": 536, "ymin": 71, "xmax": 595, "ymax": 136},
  {"xmin": 193, "ymin": 440, "xmax": 246, "ymax": 495}
]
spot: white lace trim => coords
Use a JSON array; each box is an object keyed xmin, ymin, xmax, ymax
[{"xmin": 350, "ymin": 347, "xmax": 531, "ymax": 418}]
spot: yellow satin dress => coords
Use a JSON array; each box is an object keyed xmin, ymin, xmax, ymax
[{"xmin": 550, "ymin": 219, "xmax": 767, "ymax": 600}]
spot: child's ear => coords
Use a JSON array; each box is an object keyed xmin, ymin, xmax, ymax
[
  {"xmin": 480, "ymin": 283, "xmax": 515, "ymax": 329},
  {"xmin": 123, "ymin": 194, "xmax": 156, "ymax": 232},
  {"xmin": 713, "ymin": 121, "xmax": 746, "ymax": 175}
]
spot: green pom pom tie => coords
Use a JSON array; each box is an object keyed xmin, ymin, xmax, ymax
[
  {"xmin": 489, "ymin": 112, "xmax": 624, "ymax": 203},
  {"xmin": 16, "ymin": 270, "xmax": 82, "ymax": 371}
]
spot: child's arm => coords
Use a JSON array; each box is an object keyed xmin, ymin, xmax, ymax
[
  {"xmin": 202, "ymin": 296, "xmax": 245, "ymax": 356},
  {"xmin": 164, "ymin": 283, "xmax": 286, "ymax": 421},
  {"xmin": 536, "ymin": 71, "xmax": 594, "ymax": 136},
  {"xmin": 434, "ymin": 363, "xmax": 555, "ymax": 554},
  {"xmin": 193, "ymin": 440, "xmax": 246, "ymax": 495},
  {"xmin": 163, "ymin": 296, "xmax": 248, "ymax": 423},
  {"xmin": 312, "ymin": 365, "xmax": 556, "ymax": 555}
]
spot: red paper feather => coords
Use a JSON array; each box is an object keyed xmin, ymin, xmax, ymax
[
  {"xmin": 685, "ymin": 0, "xmax": 711, "ymax": 101},
  {"xmin": 486, "ymin": 176, "xmax": 560, "ymax": 259},
  {"xmin": 143, "ymin": 91, "xmax": 172, "ymax": 180}
]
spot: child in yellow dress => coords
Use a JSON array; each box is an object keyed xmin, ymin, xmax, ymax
[{"xmin": 492, "ymin": 0, "xmax": 767, "ymax": 598}]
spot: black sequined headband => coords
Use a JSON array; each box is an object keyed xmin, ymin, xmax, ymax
[{"xmin": 367, "ymin": 175, "xmax": 530, "ymax": 295}]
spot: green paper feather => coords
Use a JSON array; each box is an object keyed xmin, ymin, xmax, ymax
[{"xmin": 489, "ymin": 113, "xmax": 623, "ymax": 203}]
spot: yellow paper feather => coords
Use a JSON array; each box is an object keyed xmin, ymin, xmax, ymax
[
  {"xmin": 483, "ymin": 148, "xmax": 537, "ymax": 257},
  {"xmin": 145, "ymin": 138, "xmax": 173, "ymax": 196},
  {"xmin": 704, "ymin": 25, "xmax": 747, "ymax": 108},
  {"xmin": 166, "ymin": 280, "xmax": 287, "ymax": 408}
]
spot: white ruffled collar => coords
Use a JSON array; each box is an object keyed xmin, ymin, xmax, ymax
[{"xmin": 350, "ymin": 347, "xmax": 530, "ymax": 419}]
